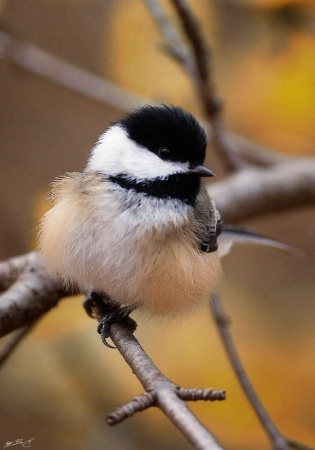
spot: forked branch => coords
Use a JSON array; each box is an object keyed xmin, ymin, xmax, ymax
[{"xmin": 106, "ymin": 321, "xmax": 226, "ymax": 450}]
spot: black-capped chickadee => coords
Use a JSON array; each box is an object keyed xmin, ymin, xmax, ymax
[{"xmin": 38, "ymin": 105, "xmax": 290, "ymax": 344}]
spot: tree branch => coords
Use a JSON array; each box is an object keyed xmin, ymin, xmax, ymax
[
  {"xmin": 0, "ymin": 252, "xmax": 65, "ymax": 337},
  {"xmin": 287, "ymin": 440, "xmax": 315, "ymax": 450},
  {"xmin": 210, "ymin": 293, "xmax": 290, "ymax": 450},
  {"xmin": 207, "ymin": 158, "xmax": 315, "ymax": 223},
  {"xmin": 106, "ymin": 321, "xmax": 225, "ymax": 450},
  {"xmin": 210, "ymin": 293, "xmax": 315, "ymax": 450}
]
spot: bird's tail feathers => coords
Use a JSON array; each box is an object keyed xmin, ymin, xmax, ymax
[{"xmin": 218, "ymin": 225, "xmax": 302, "ymax": 258}]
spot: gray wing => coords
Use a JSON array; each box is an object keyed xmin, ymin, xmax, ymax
[
  {"xmin": 193, "ymin": 185, "xmax": 223, "ymax": 253},
  {"xmin": 192, "ymin": 187, "xmax": 299, "ymax": 257}
]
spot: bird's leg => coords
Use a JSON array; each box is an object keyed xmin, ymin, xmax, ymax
[{"xmin": 83, "ymin": 291, "xmax": 137, "ymax": 348}]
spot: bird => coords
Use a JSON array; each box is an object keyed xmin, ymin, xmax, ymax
[{"xmin": 38, "ymin": 104, "xmax": 292, "ymax": 346}]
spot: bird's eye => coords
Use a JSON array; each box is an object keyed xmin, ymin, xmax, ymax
[{"xmin": 158, "ymin": 147, "xmax": 172, "ymax": 160}]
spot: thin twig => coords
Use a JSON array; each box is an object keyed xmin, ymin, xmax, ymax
[
  {"xmin": 171, "ymin": 0, "xmax": 216, "ymax": 105},
  {"xmin": 176, "ymin": 387, "xmax": 226, "ymax": 402},
  {"xmin": 170, "ymin": 0, "xmax": 247, "ymax": 171},
  {"xmin": 210, "ymin": 292, "xmax": 289, "ymax": 450},
  {"xmin": 143, "ymin": 0, "xmax": 189, "ymax": 63},
  {"xmin": 287, "ymin": 439, "xmax": 315, "ymax": 450},
  {"xmin": 107, "ymin": 391, "xmax": 155, "ymax": 425}
]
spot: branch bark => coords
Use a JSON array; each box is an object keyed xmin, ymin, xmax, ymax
[
  {"xmin": 0, "ymin": 252, "xmax": 65, "ymax": 337},
  {"xmin": 210, "ymin": 293, "xmax": 290, "ymax": 450},
  {"xmin": 106, "ymin": 322, "xmax": 225, "ymax": 450},
  {"xmin": 207, "ymin": 158, "xmax": 315, "ymax": 223}
]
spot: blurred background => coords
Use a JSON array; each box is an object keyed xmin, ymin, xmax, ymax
[{"xmin": 0, "ymin": 0, "xmax": 314, "ymax": 449}]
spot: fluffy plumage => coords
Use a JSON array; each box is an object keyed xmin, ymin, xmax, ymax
[{"xmin": 39, "ymin": 105, "xmax": 222, "ymax": 316}]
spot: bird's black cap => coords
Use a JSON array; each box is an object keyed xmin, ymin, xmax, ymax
[{"xmin": 118, "ymin": 104, "xmax": 207, "ymax": 165}]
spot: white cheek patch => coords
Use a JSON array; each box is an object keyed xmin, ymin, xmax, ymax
[{"xmin": 87, "ymin": 125, "xmax": 188, "ymax": 180}]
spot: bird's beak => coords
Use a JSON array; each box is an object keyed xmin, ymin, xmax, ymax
[{"xmin": 189, "ymin": 164, "xmax": 215, "ymax": 177}]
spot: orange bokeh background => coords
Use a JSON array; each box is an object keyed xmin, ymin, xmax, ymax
[{"xmin": 0, "ymin": 1, "xmax": 314, "ymax": 449}]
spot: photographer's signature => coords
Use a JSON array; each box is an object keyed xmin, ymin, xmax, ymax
[{"xmin": 3, "ymin": 438, "xmax": 34, "ymax": 448}]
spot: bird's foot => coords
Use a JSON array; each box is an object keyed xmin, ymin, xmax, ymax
[
  {"xmin": 97, "ymin": 306, "xmax": 137, "ymax": 348},
  {"xmin": 83, "ymin": 291, "xmax": 137, "ymax": 349}
]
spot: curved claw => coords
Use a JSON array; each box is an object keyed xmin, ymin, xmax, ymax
[
  {"xmin": 97, "ymin": 306, "xmax": 137, "ymax": 349},
  {"xmin": 83, "ymin": 292, "xmax": 137, "ymax": 349},
  {"xmin": 98, "ymin": 318, "xmax": 116, "ymax": 349}
]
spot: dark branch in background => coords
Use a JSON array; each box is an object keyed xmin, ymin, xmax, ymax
[
  {"xmin": 211, "ymin": 293, "xmax": 289, "ymax": 450},
  {"xmin": 211, "ymin": 293, "xmax": 315, "ymax": 450},
  {"xmin": 144, "ymin": 0, "xmax": 245, "ymax": 171},
  {"xmin": 287, "ymin": 440, "xmax": 315, "ymax": 450}
]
